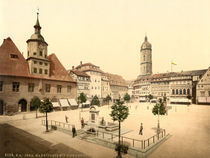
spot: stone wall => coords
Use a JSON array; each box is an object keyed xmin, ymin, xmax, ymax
[{"xmin": 0, "ymin": 75, "xmax": 77, "ymax": 114}]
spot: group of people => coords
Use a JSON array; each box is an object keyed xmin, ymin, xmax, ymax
[
  {"xmin": 65, "ymin": 115, "xmax": 86, "ymax": 138},
  {"xmin": 65, "ymin": 115, "xmax": 143, "ymax": 137}
]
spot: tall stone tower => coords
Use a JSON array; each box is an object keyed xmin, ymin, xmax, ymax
[
  {"xmin": 140, "ymin": 36, "xmax": 152, "ymax": 76},
  {"xmin": 26, "ymin": 12, "xmax": 50, "ymax": 76}
]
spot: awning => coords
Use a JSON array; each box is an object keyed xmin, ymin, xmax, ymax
[
  {"xmin": 68, "ymin": 99, "xmax": 78, "ymax": 106},
  {"xmin": 59, "ymin": 99, "xmax": 70, "ymax": 107},
  {"xmin": 52, "ymin": 102, "xmax": 60, "ymax": 107},
  {"xmin": 82, "ymin": 100, "xmax": 90, "ymax": 105}
]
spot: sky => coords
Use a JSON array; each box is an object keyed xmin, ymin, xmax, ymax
[{"xmin": 1, "ymin": 0, "xmax": 210, "ymax": 80}]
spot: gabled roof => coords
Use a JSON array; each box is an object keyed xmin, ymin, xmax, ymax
[
  {"xmin": 0, "ymin": 37, "xmax": 75, "ymax": 83},
  {"xmin": 75, "ymin": 62, "xmax": 104, "ymax": 73},
  {"xmin": 0, "ymin": 37, "xmax": 30, "ymax": 77},
  {"xmin": 104, "ymin": 73, "xmax": 128, "ymax": 87},
  {"xmin": 47, "ymin": 54, "xmax": 75, "ymax": 82},
  {"xmin": 70, "ymin": 69, "xmax": 90, "ymax": 77},
  {"xmin": 135, "ymin": 69, "xmax": 207, "ymax": 83}
]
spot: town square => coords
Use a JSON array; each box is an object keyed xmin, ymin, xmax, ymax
[{"xmin": 0, "ymin": 0, "xmax": 210, "ymax": 158}]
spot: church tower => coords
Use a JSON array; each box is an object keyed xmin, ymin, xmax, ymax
[
  {"xmin": 26, "ymin": 12, "xmax": 50, "ymax": 76},
  {"xmin": 140, "ymin": 36, "xmax": 152, "ymax": 76}
]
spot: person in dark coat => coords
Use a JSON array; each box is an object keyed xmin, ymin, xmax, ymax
[
  {"xmin": 81, "ymin": 118, "xmax": 85, "ymax": 128},
  {"xmin": 65, "ymin": 115, "xmax": 69, "ymax": 123},
  {"xmin": 139, "ymin": 123, "xmax": 143, "ymax": 135},
  {"xmin": 72, "ymin": 125, "xmax": 77, "ymax": 137}
]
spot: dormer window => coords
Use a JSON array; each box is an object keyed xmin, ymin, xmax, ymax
[{"xmin": 10, "ymin": 54, "xmax": 18, "ymax": 59}]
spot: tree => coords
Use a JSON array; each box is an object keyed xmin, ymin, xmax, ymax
[
  {"xmin": 110, "ymin": 100, "xmax": 129, "ymax": 158},
  {"xmin": 78, "ymin": 92, "xmax": 87, "ymax": 108},
  {"xmin": 148, "ymin": 94, "xmax": 153, "ymax": 101},
  {"xmin": 39, "ymin": 98, "xmax": 53, "ymax": 132},
  {"xmin": 30, "ymin": 96, "xmax": 41, "ymax": 118},
  {"xmin": 123, "ymin": 93, "xmax": 131, "ymax": 105},
  {"xmin": 187, "ymin": 95, "xmax": 192, "ymax": 100},
  {"xmin": 152, "ymin": 98, "xmax": 166, "ymax": 133},
  {"xmin": 91, "ymin": 95, "xmax": 100, "ymax": 106},
  {"xmin": 105, "ymin": 95, "xmax": 112, "ymax": 105}
]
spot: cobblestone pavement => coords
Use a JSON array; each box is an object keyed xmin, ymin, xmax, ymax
[{"xmin": 0, "ymin": 102, "xmax": 210, "ymax": 158}]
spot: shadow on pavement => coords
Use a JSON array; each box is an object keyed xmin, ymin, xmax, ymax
[{"xmin": 0, "ymin": 123, "xmax": 90, "ymax": 158}]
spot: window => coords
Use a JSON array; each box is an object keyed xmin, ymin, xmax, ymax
[
  {"xmin": 39, "ymin": 62, "xmax": 43, "ymax": 65},
  {"xmin": 57, "ymin": 85, "xmax": 62, "ymax": 93},
  {"xmin": 208, "ymin": 91, "xmax": 210, "ymax": 97},
  {"xmin": 34, "ymin": 68, "xmax": 37, "ymax": 73},
  {"xmin": 172, "ymin": 89, "xmax": 175, "ymax": 95},
  {"xmin": 200, "ymin": 91, "xmax": 205, "ymax": 97},
  {"xmin": 180, "ymin": 89, "xmax": 182, "ymax": 95},
  {"xmin": 39, "ymin": 68, "xmax": 42, "ymax": 74},
  {"xmin": 46, "ymin": 84, "xmax": 51, "ymax": 92},
  {"xmin": 67, "ymin": 86, "xmax": 71, "ymax": 93},
  {"xmin": 176, "ymin": 89, "xmax": 178, "ymax": 95},
  {"xmin": 0, "ymin": 81, "xmax": 3, "ymax": 91},
  {"xmin": 28, "ymin": 83, "xmax": 34, "ymax": 92},
  {"xmin": 10, "ymin": 54, "xmax": 18, "ymax": 59},
  {"xmin": 33, "ymin": 52, "xmax": 36, "ymax": 55},
  {"xmin": 183, "ymin": 89, "xmax": 186, "ymax": 95},
  {"xmin": 187, "ymin": 89, "xmax": 190, "ymax": 95},
  {"xmin": 143, "ymin": 55, "xmax": 145, "ymax": 61},
  {"xmin": 40, "ymin": 51, "xmax": 43, "ymax": 56},
  {"xmin": 12, "ymin": 82, "xmax": 19, "ymax": 92},
  {"xmin": 45, "ymin": 63, "xmax": 48, "ymax": 66},
  {"xmin": 45, "ymin": 55, "xmax": 47, "ymax": 58},
  {"xmin": 34, "ymin": 61, "xmax": 37, "ymax": 64},
  {"xmin": 44, "ymin": 69, "xmax": 48, "ymax": 75},
  {"xmin": 27, "ymin": 51, "xmax": 29, "ymax": 56}
]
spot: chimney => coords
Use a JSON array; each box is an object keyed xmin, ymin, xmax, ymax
[
  {"xmin": 80, "ymin": 61, "xmax": 82, "ymax": 65},
  {"xmin": 72, "ymin": 66, "xmax": 74, "ymax": 69}
]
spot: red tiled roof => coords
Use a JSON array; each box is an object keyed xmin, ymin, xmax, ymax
[
  {"xmin": 70, "ymin": 69, "xmax": 90, "ymax": 77},
  {"xmin": 0, "ymin": 37, "xmax": 30, "ymax": 77},
  {"xmin": 47, "ymin": 54, "xmax": 75, "ymax": 82},
  {"xmin": 0, "ymin": 37, "xmax": 75, "ymax": 83}
]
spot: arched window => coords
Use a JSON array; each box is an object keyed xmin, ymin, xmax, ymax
[
  {"xmin": 172, "ymin": 89, "xmax": 175, "ymax": 95},
  {"xmin": 187, "ymin": 89, "xmax": 190, "ymax": 95},
  {"xmin": 183, "ymin": 89, "xmax": 186, "ymax": 95},
  {"xmin": 176, "ymin": 89, "xmax": 178, "ymax": 95},
  {"xmin": 180, "ymin": 89, "xmax": 182, "ymax": 95}
]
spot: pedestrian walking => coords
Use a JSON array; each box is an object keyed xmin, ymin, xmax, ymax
[
  {"xmin": 139, "ymin": 123, "xmax": 143, "ymax": 135},
  {"xmin": 65, "ymin": 115, "xmax": 69, "ymax": 123},
  {"xmin": 81, "ymin": 118, "xmax": 85, "ymax": 128},
  {"xmin": 72, "ymin": 125, "xmax": 77, "ymax": 137}
]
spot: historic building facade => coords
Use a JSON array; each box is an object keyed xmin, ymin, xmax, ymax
[
  {"xmin": 0, "ymin": 14, "xmax": 77, "ymax": 115},
  {"xmin": 196, "ymin": 67, "xmax": 210, "ymax": 104},
  {"xmin": 132, "ymin": 36, "xmax": 208, "ymax": 104},
  {"xmin": 104, "ymin": 73, "xmax": 128, "ymax": 102},
  {"xmin": 69, "ymin": 67, "xmax": 90, "ymax": 99},
  {"xmin": 74, "ymin": 62, "xmax": 103, "ymax": 99},
  {"xmin": 101, "ymin": 73, "xmax": 111, "ymax": 100}
]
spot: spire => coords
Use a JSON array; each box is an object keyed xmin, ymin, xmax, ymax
[
  {"xmin": 34, "ymin": 9, "xmax": 41, "ymax": 34},
  {"xmin": 145, "ymin": 35, "xmax": 148, "ymax": 42}
]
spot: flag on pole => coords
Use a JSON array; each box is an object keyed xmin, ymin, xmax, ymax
[{"xmin": 171, "ymin": 62, "xmax": 177, "ymax": 65}]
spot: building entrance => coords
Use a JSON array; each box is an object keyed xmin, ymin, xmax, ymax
[{"xmin": 18, "ymin": 99, "xmax": 27, "ymax": 112}]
